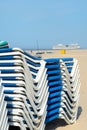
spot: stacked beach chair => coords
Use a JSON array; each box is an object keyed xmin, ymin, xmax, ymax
[
  {"xmin": 0, "ymin": 48, "xmax": 48, "ymax": 130},
  {"xmin": 0, "ymin": 82, "xmax": 9, "ymax": 130},
  {"xmin": 45, "ymin": 58, "xmax": 80, "ymax": 124},
  {"xmin": 0, "ymin": 45, "xmax": 80, "ymax": 130}
]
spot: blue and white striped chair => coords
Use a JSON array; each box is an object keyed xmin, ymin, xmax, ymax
[
  {"xmin": 45, "ymin": 58, "xmax": 80, "ymax": 124},
  {"xmin": 0, "ymin": 46, "xmax": 80, "ymax": 130},
  {"xmin": 0, "ymin": 82, "xmax": 9, "ymax": 130}
]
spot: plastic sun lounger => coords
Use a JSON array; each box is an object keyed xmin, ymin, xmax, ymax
[
  {"xmin": 6, "ymin": 97, "xmax": 40, "ymax": 124},
  {"xmin": 2, "ymin": 66, "xmax": 48, "ymax": 119},
  {"xmin": 0, "ymin": 85, "xmax": 9, "ymax": 130},
  {"xmin": 0, "ymin": 47, "xmax": 80, "ymax": 130},
  {"xmin": 45, "ymin": 58, "xmax": 80, "ymax": 117},
  {"xmin": 1, "ymin": 58, "xmax": 46, "ymax": 129},
  {"xmin": 23, "ymin": 54, "xmax": 79, "ymax": 125},
  {"xmin": 0, "ymin": 48, "xmax": 47, "ymax": 88},
  {"xmin": 5, "ymin": 92, "xmax": 47, "ymax": 129},
  {"xmin": 2, "ymin": 75, "xmax": 49, "ymax": 109}
]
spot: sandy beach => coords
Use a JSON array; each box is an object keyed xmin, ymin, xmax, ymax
[{"xmin": 30, "ymin": 49, "xmax": 87, "ymax": 130}]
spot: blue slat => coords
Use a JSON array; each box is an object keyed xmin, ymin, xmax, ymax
[
  {"xmin": 1, "ymin": 70, "xmax": 16, "ymax": 73},
  {"xmin": 2, "ymin": 83, "xmax": 18, "ymax": 87},
  {"xmin": 0, "ymin": 63, "xmax": 15, "ymax": 66},
  {"xmin": 47, "ymin": 108, "xmax": 60, "ymax": 117},
  {"xmin": 46, "ymin": 64, "xmax": 60, "ymax": 69},
  {"xmin": 48, "ymin": 91, "xmax": 61, "ymax": 98},
  {"xmin": 4, "ymin": 90, "xmax": 15, "ymax": 94},
  {"xmin": 45, "ymin": 114, "xmax": 59, "ymax": 123},
  {"xmin": 47, "ymin": 102, "xmax": 61, "ymax": 111},
  {"xmin": 45, "ymin": 58, "xmax": 60, "ymax": 63},
  {"xmin": 47, "ymin": 70, "xmax": 61, "ymax": 75},
  {"xmin": 0, "ymin": 48, "xmax": 12, "ymax": 53},
  {"xmin": 62, "ymin": 58, "xmax": 73, "ymax": 61},
  {"xmin": 48, "ymin": 97, "xmax": 61, "ymax": 104},
  {"xmin": 48, "ymin": 81, "xmax": 62, "ymax": 86},
  {"xmin": 0, "ymin": 55, "xmax": 14, "ymax": 60},
  {"xmin": 49, "ymin": 85, "xmax": 63, "ymax": 92},
  {"xmin": 0, "ymin": 77, "xmax": 17, "ymax": 80},
  {"xmin": 24, "ymin": 51, "xmax": 40, "ymax": 60},
  {"xmin": 26, "ymin": 59, "xmax": 40, "ymax": 67},
  {"xmin": 47, "ymin": 75, "xmax": 62, "ymax": 81}
]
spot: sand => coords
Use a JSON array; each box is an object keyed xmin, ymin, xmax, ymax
[{"xmin": 32, "ymin": 49, "xmax": 87, "ymax": 130}]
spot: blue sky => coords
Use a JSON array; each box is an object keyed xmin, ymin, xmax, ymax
[{"xmin": 0, "ymin": 0, "xmax": 87, "ymax": 49}]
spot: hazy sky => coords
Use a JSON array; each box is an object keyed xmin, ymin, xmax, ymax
[{"xmin": 0, "ymin": 0, "xmax": 87, "ymax": 49}]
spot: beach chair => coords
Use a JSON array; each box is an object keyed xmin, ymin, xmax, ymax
[
  {"xmin": 0, "ymin": 83, "xmax": 9, "ymax": 130},
  {"xmin": 45, "ymin": 57, "xmax": 80, "ymax": 125},
  {"xmin": 0, "ymin": 46, "xmax": 80, "ymax": 130}
]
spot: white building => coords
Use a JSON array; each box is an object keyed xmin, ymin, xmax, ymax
[{"xmin": 52, "ymin": 43, "xmax": 80, "ymax": 50}]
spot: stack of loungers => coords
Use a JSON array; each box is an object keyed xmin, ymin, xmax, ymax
[
  {"xmin": 0, "ymin": 47, "xmax": 80, "ymax": 130},
  {"xmin": 0, "ymin": 82, "xmax": 9, "ymax": 130},
  {"xmin": 45, "ymin": 58, "xmax": 80, "ymax": 124}
]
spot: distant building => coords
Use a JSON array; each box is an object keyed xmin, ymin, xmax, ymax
[{"xmin": 52, "ymin": 43, "xmax": 80, "ymax": 50}]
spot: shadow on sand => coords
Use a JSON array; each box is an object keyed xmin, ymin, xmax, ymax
[
  {"xmin": 77, "ymin": 106, "xmax": 82, "ymax": 119},
  {"xmin": 45, "ymin": 106, "xmax": 82, "ymax": 130}
]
